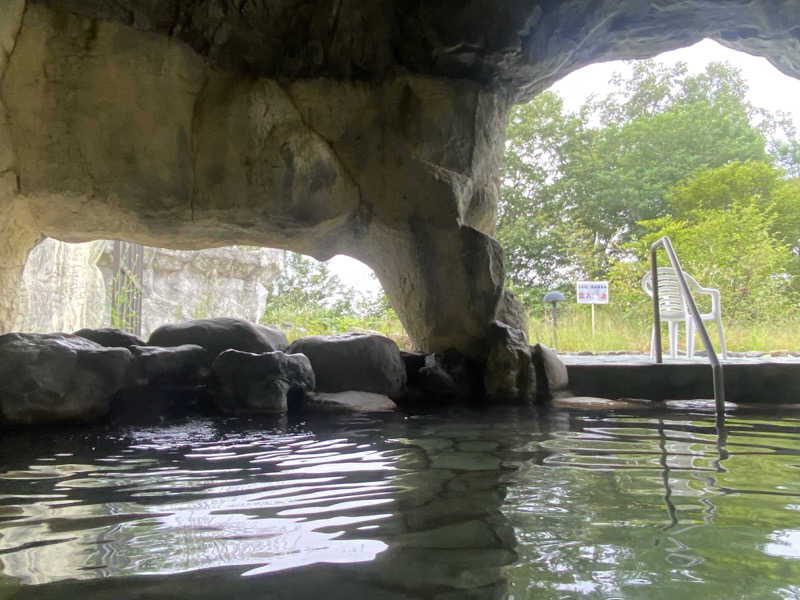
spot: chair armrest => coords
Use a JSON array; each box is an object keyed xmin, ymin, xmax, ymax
[{"xmin": 692, "ymin": 285, "xmax": 721, "ymax": 314}]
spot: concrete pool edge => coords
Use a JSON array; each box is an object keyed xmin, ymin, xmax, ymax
[{"xmin": 564, "ymin": 361, "xmax": 800, "ymax": 404}]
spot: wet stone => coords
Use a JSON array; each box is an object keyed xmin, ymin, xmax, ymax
[
  {"xmin": 212, "ymin": 350, "xmax": 314, "ymax": 414},
  {"xmin": 394, "ymin": 519, "xmax": 501, "ymax": 549},
  {"xmin": 392, "ymin": 437, "xmax": 455, "ymax": 454},
  {"xmin": 457, "ymin": 440, "xmax": 500, "ymax": 452},
  {"xmin": 305, "ymin": 391, "xmax": 396, "ymax": 412},
  {"xmin": 404, "ymin": 490, "xmax": 505, "ymax": 530},
  {"xmin": 430, "ymin": 451, "xmax": 502, "ymax": 471}
]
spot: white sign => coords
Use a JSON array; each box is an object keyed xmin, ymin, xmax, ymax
[{"xmin": 577, "ymin": 280, "xmax": 609, "ymax": 304}]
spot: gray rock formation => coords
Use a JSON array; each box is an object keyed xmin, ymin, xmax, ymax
[
  {"xmin": 532, "ymin": 343, "xmax": 569, "ymax": 400},
  {"xmin": 111, "ymin": 343, "xmax": 213, "ymax": 423},
  {"xmin": 1, "ymin": 0, "xmax": 799, "ymax": 357},
  {"xmin": 483, "ymin": 321, "xmax": 536, "ymax": 403},
  {"xmin": 404, "ymin": 349, "xmax": 484, "ymax": 405},
  {"xmin": 288, "ymin": 333, "xmax": 406, "ymax": 398},
  {"xmin": 149, "ymin": 317, "xmax": 287, "ymax": 360},
  {"xmin": 212, "ymin": 349, "xmax": 315, "ymax": 414},
  {"xmin": 0, "ymin": 332, "xmax": 131, "ymax": 424},
  {"xmin": 127, "ymin": 344, "xmax": 211, "ymax": 389},
  {"xmin": 15, "ymin": 238, "xmax": 106, "ymax": 333}
]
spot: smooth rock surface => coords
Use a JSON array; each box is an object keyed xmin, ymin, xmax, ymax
[
  {"xmin": 74, "ymin": 327, "xmax": 146, "ymax": 349},
  {"xmin": 127, "ymin": 344, "xmax": 211, "ymax": 388},
  {"xmin": 483, "ymin": 321, "xmax": 535, "ymax": 403},
  {"xmin": 0, "ymin": 332, "xmax": 131, "ymax": 424},
  {"xmin": 288, "ymin": 333, "xmax": 406, "ymax": 398},
  {"xmin": 212, "ymin": 350, "xmax": 314, "ymax": 414},
  {"xmin": 306, "ymin": 391, "xmax": 397, "ymax": 413},
  {"xmin": 148, "ymin": 318, "xmax": 287, "ymax": 360},
  {"xmin": 112, "ymin": 344, "xmax": 213, "ymax": 423},
  {"xmin": 531, "ymin": 343, "xmax": 569, "ymax": 400}
]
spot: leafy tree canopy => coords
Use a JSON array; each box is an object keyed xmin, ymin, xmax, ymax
[{"xmin": 499, "ymin": 59, "xmax": 800, "ymax": 313}]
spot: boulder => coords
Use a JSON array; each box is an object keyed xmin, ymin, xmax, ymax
[
  {"xmin": 74, "ymin": 327, "xmax": 146, "ymax": 348},
  {"xmin": 306, "ymin": 391, "xmax": 397, "ymax": 412},
  {"xmin": 211, "ymin": 350, "xmax": 314, "ymax": 414},
  {"xmin": 531, "ymin": 343, "xmax": 569, "ymax": 400},
  {"xmin": 0, "ymin": 332, "xmax": 131, "ymax": 424},
  {"xmin": 148, "ymin": 317, "xmax": 288, "ymax": 360},
  {"xmin": 111, "ymin": 344, "xmax": 214, "ymax": 423},
  {"xmin": 127, "ymin": 344, "xmax": 211, "ymax": 388},
  {"xmin": 288, "ymin": 333, "xmax": 406, "ymax": 398},
  {"xmin": 410, "ymin": 349, "xmax": 484, "ymax": 404},
  {"xmin": 483, "ymin": 321, "xmax": 535, "ymax": 403}
]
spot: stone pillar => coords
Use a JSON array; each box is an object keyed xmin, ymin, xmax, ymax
[
  {"xmin": 0, "ymin": 0, "xmax": 30, "ymax": 333},
  {"xmin": 0, "ymin": 190, "xmax": 38, "ymax": 333},
  {"xmin": 286, "ymin": 76, "xmax": 516, "ymax": 356}
]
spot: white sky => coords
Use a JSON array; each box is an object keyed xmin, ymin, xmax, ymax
[{"xmin": 329, "ymin": 38, "xmax": 800, "ymax": 292}]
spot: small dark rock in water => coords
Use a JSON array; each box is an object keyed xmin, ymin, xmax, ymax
[
  {"xmin": 74, "ymin": 327, "xmax": 147, "ymax": 348},
  {"xmin": 400, "ymin": 350, "xmax": 427, "ymax": 387},
  {"xmin": 484, "ymin": 321, "xmax": 535, "ymax": 403},
  {"xmin": 0, "ymin": 332, "xmax": 131, "ymax": 425},
  {"xmin": 288, "ymin": 333, "xmax": 406, "ymax": 398},
  {"xmin": 409, "ymin": 348, "xmax": 483, "ymax": 404},
  {"xmin": 531, "ymin": 343, "xmax": 569, "ymax": 400},
  {"xmin": 148, "ymin": 317, "xmax": 288, "ymax": 359},
  {"xmin": 212, "ymin": 350, "xmax": 314, "ymax": 414}
]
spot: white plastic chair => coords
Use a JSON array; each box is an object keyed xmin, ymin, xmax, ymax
[{"xmin": 640, "ymin": 268, "xmax": 727, "ymax": 359}]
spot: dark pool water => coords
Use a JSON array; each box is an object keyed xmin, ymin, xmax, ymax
[{"xmin": 0, "ymin": 405, "xmax": 799, "ymax": 599}]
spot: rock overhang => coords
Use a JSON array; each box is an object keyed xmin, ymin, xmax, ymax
[
  {"xmin": 1, "ymin": 1, "xmax": 799, "ymax": 357},
  {"xmin": 28, "ymin": 0, "xmax": 800, "ymax": 98}
]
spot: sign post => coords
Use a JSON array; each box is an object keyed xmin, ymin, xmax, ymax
[{"xmin": 576, "ymin": 281, "xmax": 609, "ymax": 337}]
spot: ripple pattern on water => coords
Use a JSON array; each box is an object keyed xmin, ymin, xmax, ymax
[{"xmin": 505, "ymin": 411, "xmax": 800, "ymax": 599}]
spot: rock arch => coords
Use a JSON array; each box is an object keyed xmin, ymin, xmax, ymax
[{"xmin": 1, "ymin": 1, "xmax": 798, "ymax": 356}]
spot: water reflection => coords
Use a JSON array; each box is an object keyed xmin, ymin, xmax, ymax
[
  {"xmin": 505, "ymin": 409, "xmax": 800, "ymax": 599},
  {"xmin": 2, "ymin": 408, "xmax": 799, "ymax": 599},
  {"xmin": 0, "ymin": 413, "xmax": 520, "ymax": 598}
]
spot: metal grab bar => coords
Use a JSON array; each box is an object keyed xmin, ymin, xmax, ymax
[{"xmin": 650, "ymin": 236, "xmax": 725, "ymax": 417}]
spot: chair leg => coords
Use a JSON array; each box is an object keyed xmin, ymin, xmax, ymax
[
  {"xmin": 686, "ymin": 320, "xmax": 695, "ymax": 359},
  {"xmin": 668, "ymin": 321, "xmax": 677, "ymax": 359},
  {"xmin": 716, "ymin": 315, "xmax": 727, "ymax": 359},
  {"xmin": 650, "ymin": 324, "xmax": 656, "ymax": 360}
]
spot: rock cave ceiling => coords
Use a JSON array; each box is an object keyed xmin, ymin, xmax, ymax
[
  {"xmin": 4, "ymin": 1, "xmax": 799, "ymax": 353},
  {"xmin": 32, "ymin": 0, "xmax": 800, "ymax": 100}
]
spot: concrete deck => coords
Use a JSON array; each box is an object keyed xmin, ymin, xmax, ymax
[{"xmin": 560, "ymin": 353, "xmax": 800, "ymax": 404}]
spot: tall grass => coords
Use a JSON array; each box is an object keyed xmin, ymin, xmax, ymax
[
  {"xmin": 530, "ymin": 304, "xmax": 800, "ymax": 353},
  {"xmin": 266, "ymin": 299, "xmax": 798, "ymax": 354}
]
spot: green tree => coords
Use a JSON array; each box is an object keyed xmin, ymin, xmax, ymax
[
  {"xmin": 261, "ymin": 251, "xmax": 402, "ymax": 339},
  {"xmin": 497, "ymin": 91, "xmax": 579, "ymax": 305},
  {"xmin": 498, "ymin": 60, "xmax": 794, "ymax": 307}
]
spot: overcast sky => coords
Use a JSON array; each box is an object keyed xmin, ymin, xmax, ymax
[{"xmin": 330, "ymin": 39, "xmax": 800, "ymax": 292}]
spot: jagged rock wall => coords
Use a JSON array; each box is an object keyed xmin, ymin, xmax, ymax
[
  {"xmin": 98, "ymin": 244, "xmax": 282, "ymax": 339},
  {"xmin": 16, "ymin": 238, "xmax": 105, "ymax": 333},
  {"xmin": 1, "ymin": 0, "xmax": 799, "ymax": 355},
  {"xmin": 16, "ymin": 238, "xmax": 281, "ymax": 337},
  {"xmin": 0, "ymin": 0, "xmax": 32, "ymax": 332}
]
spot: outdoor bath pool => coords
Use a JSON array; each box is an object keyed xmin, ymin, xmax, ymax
[{"xmin": 0, "ymin": 405, "xmax": 798, "ymax": 599}]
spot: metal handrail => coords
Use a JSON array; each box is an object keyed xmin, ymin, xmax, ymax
[{"xmin": 650, "ymin": 236, "xmax": 725, "ymax": 416}]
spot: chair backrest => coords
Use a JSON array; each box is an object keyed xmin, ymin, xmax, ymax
[{"xmin": 641, "ymin": 267, "xmax": 694, "ymax": 315}]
